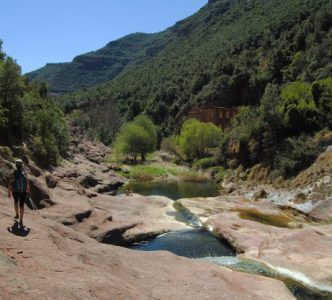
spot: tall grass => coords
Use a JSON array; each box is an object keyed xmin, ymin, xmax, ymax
[{"xmin": 123, "ymin": 165, "xmax": 208, "ymax": 181}]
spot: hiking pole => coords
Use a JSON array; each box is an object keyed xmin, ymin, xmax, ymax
[{"xmin": 28, "ymin": 197, "xmax": 38, "ymax": 210}]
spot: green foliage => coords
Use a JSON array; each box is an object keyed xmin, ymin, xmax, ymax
[
  {"xmin": 160, "ymin": 135, "xmax": 183, "ymax": 160},
  {"xmin": 113, "ymin": 115, "xmax": 157, "ymax": 162},
  {"xmin": 49, "ymin": 0, "xmax": 332, "ymax": 137},
  {"xmin": 218, "ymin": 78, "xmax": 332, "ymax": 177},
  {"xmin": 0, "ymin": 44, "xmax": 69, "ymax": 165},
  {"xmin": 192, "ymin": 157, "xmax": 216, "ymax": 170},
  {"xmin": 31, "ymin": 135, "xmax": 58, "ymax": 167},
  {"xmin": 23, "ymin": 0, "xmax": 332, "ymax": 178},
  {"xmin": 270, "ymin": 135, "xmax": 321, "ymax": 179},
  {"xmin": 68, "ymin": 109, "xmax": 90, "ymax": 129},
  {"xmin": 209, "ymin": 166, "xmax": 231, "ymax": 183},
  {"xmin": 280, "ymin": 82, "xmax": 319, "ymax": 134},
  {"xmin": 123, "ymin": 165, "xmax": 182, "ymax": 180},
  {"xmin": 0, "ymin": 56, "xmax": 24, "ymax": 136},
  {"xmin": 133, "ymin": 114, "xmax": 158, "ymax": 151},
  {"xmin": 178, "ymin": 119, "xmax": 221, "ymax": 160},
  {"xmin": 312, "ymin": 77, "xmax": 332, "ymax": 129}
]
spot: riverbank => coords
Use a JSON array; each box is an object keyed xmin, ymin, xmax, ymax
[
  {"xmin": 0, "ymin": 136, "xmax": 296, "ymax": 300},
  {"xmin": 175, "ymin": 196, "xmax": 332, "ymax": 298},
  {"xmin": 107, "ymin": 151, "xmax": 210, "ymax": 182},
  {"xmin": 1, "ymin": 129, "xmax": 331, "ymax": 299}
]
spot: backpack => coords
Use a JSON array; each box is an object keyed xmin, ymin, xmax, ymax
[{"xmin": 12, "ymin": 170, "xmax": 28, "ymax": 193}]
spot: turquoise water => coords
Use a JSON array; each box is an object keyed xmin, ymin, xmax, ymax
[
  {"xmin": 119, "ymin": 180, "xmax": 220, "ymax": 200},
  {"xmin": 130, "ymin": 229, "xmax": 235, "ymax": 258}
]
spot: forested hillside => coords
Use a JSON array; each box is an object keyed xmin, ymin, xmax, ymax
[
  {"xmin": 48, "ymin": 0, "xmax": 331, "ymax": 138},
  {"xmin": 26, "ymin": 0, "xmax": 332, "ymax": 177}
]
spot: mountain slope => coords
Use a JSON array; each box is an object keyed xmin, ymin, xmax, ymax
[
  {"xmin": 55, "ymin": 0, "xmax": 331, "ymax": 135},
  {"xmin": 27, "ymin": 32, "xmax": 172, "ymax": 93}
]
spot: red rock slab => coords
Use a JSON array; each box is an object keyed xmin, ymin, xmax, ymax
[
  {"xmin": 207, "ymin": 212, "xmax": 332, "ymax": 291},
  {"xmin": 0, "ymin": 197, "xmax": 295, "ymax": 300}
]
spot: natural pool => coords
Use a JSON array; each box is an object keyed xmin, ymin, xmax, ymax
[
  {"xmin": 130, "ymin": 228, "xmax": 235, "ymax": 258},
  {"xmin": 121, "ymin": 180, "xmax": 331, "ymax": 300},
  {"xmin": 119, "ymin": 180, "xmax": 220, "ymax": 200}
]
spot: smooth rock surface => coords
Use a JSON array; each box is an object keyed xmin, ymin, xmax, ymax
[
  {"xmin": 0, "ymin": 186, "xmax": 295, "ymax": 300},
  {"xmin": 207, "ymin": 213, "xmax": 332, "ymax": 291}
]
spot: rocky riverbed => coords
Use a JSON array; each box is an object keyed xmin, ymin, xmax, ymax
[
  {"xmin": 0, "ymin": 133, "xmax": 331, "ymax": 299},
  {"xmin": 175, "ymin": 146, "xmax": 332, "ymax": 297}
]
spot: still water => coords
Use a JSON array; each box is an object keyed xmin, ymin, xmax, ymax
[
  {"xmin": 131, "ymin": 229, "xmax": 235, "ymax": 258},
  {"xmin": 122, "ymin": 181, "xmax": 330, "ymax": 299},
  {"xmin": 119, "ymin": 180, "xmax": 220, "ymax": 200}
]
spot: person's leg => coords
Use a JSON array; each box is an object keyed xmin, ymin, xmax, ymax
[
  {"xmin": 13, "ymin": 193, "xmax": 19, "ymax": 219},
  {"xmin": 18, "ymin": 193, "xmax": 26, "ymax": 227}
]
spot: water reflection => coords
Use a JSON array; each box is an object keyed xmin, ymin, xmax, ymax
[
  {"xmin": 130, "ymin": 229, "xmax": 235, "ymax": 258},
  {"xmin": 119, "ymin": 180, "xmax": 220, "ymax": 200}
]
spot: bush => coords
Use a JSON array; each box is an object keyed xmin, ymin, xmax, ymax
[
  {"xmin": 160, "ymin": 136, "xmax": 183, "ymax": 160},
  {"xmin": 192, "ymin": 157, "xmax": 215, "ymax": 170},
  {"xmin": 31, "ymin": 135, "xmax": 59, "ymax": 166},
  {"xmin": 270, "ymin": 135, "xmax": 320, "ymax": 179},
  {"xmin": 178, "ymin": 119, "xmax": 222, "ymax": 160},
  {"xmin": 209, "ymin": 166, "xmax": 231, "ymax": 182},
  {"xmin": 312, "ymin": 77, "xmax": 332, "ymax": 129},
  {"xmin": 280, "ymin": 81, "xmax": 319, "ymax": 134}
]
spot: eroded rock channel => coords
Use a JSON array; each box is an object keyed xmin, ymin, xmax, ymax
[
  {"xmin": 2, "ymin": 135, "xmax": 330, "ymax": 299},
  {"xmin": 122, "ymin": 181, "xmax": 332, "ymax": 300}
]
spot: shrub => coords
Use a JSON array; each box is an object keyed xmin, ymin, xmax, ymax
[
  {"xmin": 178, "ymin": 119, "xmax": 222, "ymax": 160},
  {"xmin": 270, "ymin": 135, "xmax": 320, "ymax": 179},
  {"xmin": 31, "ymin": 135, "xmax": 59, "ymax": 166},
  {"xmin": 160, "ymin": 135, "xmax": 183, "ymax": 160},
  {"xmin": 192, "ymin": 157, "xmax": 215, "ymax": 170},
  {"xmin": 280, "ymin": 81, "xmax": 319, "ymax": 134}
]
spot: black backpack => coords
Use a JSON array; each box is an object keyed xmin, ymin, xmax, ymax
[{"xmin": 12, "ymin": 170, "xmax": 28, "ymax": 193}]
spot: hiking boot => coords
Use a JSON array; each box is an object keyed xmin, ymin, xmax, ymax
[{"xmin": 19, "ymin": 220, "xmax": 23, "ymax": 228}]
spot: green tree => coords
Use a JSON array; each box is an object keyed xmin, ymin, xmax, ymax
[
  {"xmin": 113, "ymin": 114, "xmax": 157, "ymax": 162},
  {"xmin": 0, "ymin": 44, "xmax": 69, "ymax": 165},
  {"xmin": 259, "ymin": 84, "xmax": 283, "ymax": 151},
  {"xmin": 312, "ymin": 77, "xmax": 332, "ymax": 129},
  {"xmin": 178, "ymin": 119, "xmax": 222, "ymax": 160},
  {"xmin": 0, "ymin": 56, "xmax": 24, "ymax": 137},
  {"xmin": 280, "ymin": 81, "xmax": 319, "ymax": 134},
  {"xmin": 161, "ymin": 135, "xmax": 183, "ymax": 161}
]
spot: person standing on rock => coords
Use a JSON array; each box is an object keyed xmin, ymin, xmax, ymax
[{"xmin": 8, "ymin": 159, "xmax": 30, "ymax": 228}]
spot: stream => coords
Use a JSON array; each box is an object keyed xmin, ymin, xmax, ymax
[
  {"xmin": 123, "ymin": 180, "xmax": 331, "ymax": 300},
  {"xmin": 119, "ymin": 180, "xmax": 220, "ymax": 199}
]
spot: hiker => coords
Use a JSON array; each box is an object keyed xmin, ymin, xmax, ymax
[{"xmin": 8, "ymin": 159, "xmax": 30, "ymax": 228}]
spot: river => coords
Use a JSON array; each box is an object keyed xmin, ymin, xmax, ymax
[{"xmin": 122, "ymin": 180, "xmax": 330, "ymax": 300}]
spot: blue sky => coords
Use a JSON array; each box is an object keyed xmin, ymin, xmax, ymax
[{"xmin": 0, "ymin": 0, "xmax": 207, "ymax": 73}]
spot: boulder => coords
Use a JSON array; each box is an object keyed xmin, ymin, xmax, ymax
[
  {"xmin": 73, "ymin": 193, "xmax": 190, "ymax": 245},
  {"xmin": 29, "ymin": 176, "xmax": 51, "ymax": 208},
  {"xmin": 254, "ymin": 188, "xmax": 268, "ymax": 199},
  {"xmin": 45, "ymin": 173, "xmax": 58, "ymax": 188},
  {"xmin": 309, "ymin": 200, "xmax": 332, "ymax": 222}
]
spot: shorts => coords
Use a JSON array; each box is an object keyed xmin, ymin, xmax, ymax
[{"xmin": 13, "ymin": 192, "xmax": 27, "ymax": 208}]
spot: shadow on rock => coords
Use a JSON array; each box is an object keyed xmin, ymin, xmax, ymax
[{"xmin": 7, "ymin": 221, "xmax": 30, "ymax": 237}]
